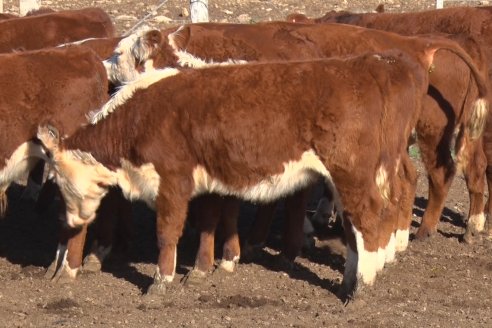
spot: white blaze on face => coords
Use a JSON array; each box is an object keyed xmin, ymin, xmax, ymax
[
  {"xmin": 0, "ymin": 141, "xmax": 48, "ymax": 193},
  {"xmin": 192, "ymin": 149, "xmax": 335, "ymax": 203}
]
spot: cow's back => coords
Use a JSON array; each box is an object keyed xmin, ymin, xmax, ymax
[{"xmin": 0, "ymin": 7, "xmax": 115, "ymax": 52}]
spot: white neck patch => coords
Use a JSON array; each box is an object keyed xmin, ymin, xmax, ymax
[{"xmin": 87, "ymin": 67, "xmax": 180, "ymax": 124}]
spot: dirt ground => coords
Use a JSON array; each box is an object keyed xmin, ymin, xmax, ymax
[{"xmin": 1, "ymin": 0, "xmax": 492, "ymax": 327}]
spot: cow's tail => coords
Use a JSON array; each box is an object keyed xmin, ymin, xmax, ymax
[
  {"xmin": 425, "ymin": 38, "xmax": 489, "ymax": 140},
  {"xmin": 0, "ymin": 190, "xmax": 7, "ymax": 218}
]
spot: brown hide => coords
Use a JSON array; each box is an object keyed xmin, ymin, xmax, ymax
[
  {"xmin": 0, "ymin": 46, "xmax": 108, "ymax": 167},
  {"xmin": 287, "ymin": 7, "xmax": 492, "ymax": 239},
  {"xmin": 0, "ymin": 7, "xmax": 115, "ymax": 52}
]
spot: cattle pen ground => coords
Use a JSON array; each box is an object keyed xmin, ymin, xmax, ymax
[{"xmin": 1, "ymin": 0, "xmax": 492, "ymax": 327}]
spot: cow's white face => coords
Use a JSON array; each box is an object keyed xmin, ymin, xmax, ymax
[{"xmin": 37, "ymin": 126, "xmax": 117, "ymax": 228}]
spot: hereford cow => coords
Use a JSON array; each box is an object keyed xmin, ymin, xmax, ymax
[
  {"xmin": 287, "ymin": 7, "xmax": 492, "ymax": 242},
  {"xmin": 0, "ymin": 7, "xmax": 115, "ymax": 53},
  {"xmin": 106, "ymin": 22, "xmax": 488, "ymax": 276},
  {"xmin": 38, "ymin": 45, "xmax": 468, "ymax": 299}
]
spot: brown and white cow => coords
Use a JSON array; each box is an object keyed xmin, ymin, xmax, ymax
[
  {"xmin": 38, "ymin": 44, "xmax": 468, "ymax": 298},
  {"xmin": 0, "ymin": 7, "xmax": 115, "ymax": 53},
  {"xmin": 105, "ymin": 22, "xmax": 488, "ymax": 274},
  {"xmin": 287, "ymin": 6, "xmax": 492, "ymax": 242}
]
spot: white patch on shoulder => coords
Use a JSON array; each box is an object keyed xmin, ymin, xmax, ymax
[
  {"xmin": 87, "ymin": 68, "xmax": 180, "ymax": 124},
  {"xmin": 0, "ymin": 141, "xmax": 48, "ymax": 194},
  {"xmin": 116, "ymin": 159, "xmax": 161, "ymax": 208},
  {"xmin": 353, "ymin": 226, "xmax": 378, "ymax": 286},
  {"xmin": 375, "ymin": 165, "xmax": 390, "ymax": 203},
  {"xmin": 468, "ymin": 212, "xmax": 486, "ymax": 232},
  {"xmin": 395, "ymin": 229, "xmax": 409, "ymax": 252},
  {"xmin": 191, "ymin": 149, "xmax": 334, "ymax": 203}
]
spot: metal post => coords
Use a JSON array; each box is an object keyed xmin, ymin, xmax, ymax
[
  {"xmin": 20, "ymin": 0, "xmax": 41, "ymax": 16},
  {"xmin": 190, "ymin": 0, "xmax": 209, "ymax": 23},
  {"xmin": 436, "ymin": 0, "xmax": 444, "ymax": 9}
]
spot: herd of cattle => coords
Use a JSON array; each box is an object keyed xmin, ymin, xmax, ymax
[{"xmin": 0, "ymin": 4, "xmax": 492, "ymax": 302}]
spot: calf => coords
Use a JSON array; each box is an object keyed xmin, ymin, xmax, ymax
[
  {"xmin": 287, "ymin": 7, "xmax": 492, "ymax": 242},
  {"xmin": 0, "ymin": 7, "xmax": 115, "ymax": 52},
  {"xmin": 109, "ymin": 23, "xmax": 488, "ymax": 271},
  {"xmin": 40, "ymin": 46, "xmax": 455, "ymax": 299}
]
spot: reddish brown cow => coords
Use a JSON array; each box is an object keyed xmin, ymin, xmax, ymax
[
  {"xmin": 0, "ymin": 7, "xmax": 115, "ymax": 52},
  {"xmin": 38, "ymin": 44, "xmax": 473, "ymax": 298},
  {"xmin": 0, "ymin": 46, "xmax": 111, "ymax": 281},
  {"xmin": 106, "ymin": 22, "xmax": 488, "ymax": 277},
  {"xmin": 287, "ymin": 7, "xmax": 492, "ymax": 242}
]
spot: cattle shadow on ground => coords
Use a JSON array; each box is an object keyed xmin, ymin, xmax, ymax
[
  {"xmin": 413, "ymin": 196, "xmax": 465, "ymax": 228},
  {"xmin": 0, "ymin": 185, "xmax": 59, "ymax": 269}
]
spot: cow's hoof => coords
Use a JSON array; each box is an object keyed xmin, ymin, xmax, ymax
[
  {"xmin": 414, "ymin": 226, "xmax": 435, "ymax": 241},
  {"xmin": 50, "ymin": 264, "xmax": 78, "ymax": 284},
  {"xmin": 82, "ymin": 254, "xmax": 102, "ymax": 273},
  {"xmin": 44, "ymin": 261, "xmax": 58, "ymax": 280},
  {"xmin": 182, "ymin": 269, "xmax": 207, "ymax": 286},
  {"xmin": 218, "ymin": 257, "xmax": 239, "ymax": 273}
]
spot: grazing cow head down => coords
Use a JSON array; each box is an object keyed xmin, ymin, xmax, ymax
[{"xmin": 37, "ymin": 125, "xmax": 117, "ymax": 227}]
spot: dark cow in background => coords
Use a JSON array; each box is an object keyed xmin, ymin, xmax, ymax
[
  {"xmin": 38, "ymin": 41, "xmax": 473, "ymax": 299},
  {"xmin": 286, "ymin": 6, "xmax": 492, "ymax": 242},
  {"xmin": 0, "ymin": 7, "xmax": 115, "ymax": 52},
  {"xmin": 105, "ymin": 22, "xmax": 488, "ymax": 279}
]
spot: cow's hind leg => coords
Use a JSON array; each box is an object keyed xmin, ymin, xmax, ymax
[
  {"xmin": 242, "ymin": 201, "xmax": 277, "ymax": 260},
  {"xmin": 415, "ymin": 136, "xmax": 456, "ymax": 240},
  {"xmin": 183, "ymin": 194, "xmax": 223, "ymax": 285},
  {"xmin": 462, "ymin": 138, "xmax": 487, "ymax": 243},
  {"xmin": 396, "ymin": 154, "xmax": 417, "ymax": 251},
  {"xmin": 218, "ymin": 197, "xmax": 241, "ymax": 273}
]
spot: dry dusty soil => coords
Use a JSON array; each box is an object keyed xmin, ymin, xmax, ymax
[{"xmin": 1, "ymin": 0, "xmax": 492, "ymax": 327}]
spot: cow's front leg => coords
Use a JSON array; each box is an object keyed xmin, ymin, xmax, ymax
[
  {"xmin": 147, "ymin": 194, "xmax": 188, "ymax": 295},
  {"xmin": 45, "ymin": 222, "xmax": 88, "ymax": 284}
]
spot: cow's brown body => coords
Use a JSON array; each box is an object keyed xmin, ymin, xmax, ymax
[
  {"xmin": 288, "ymin": 7, "xmax": 492, "ymax": 241},
  {"xmin": 0, "ymin": 7, "xmax": 115, "ymax": 52},
  {"xmin": 112, "ymin": 22, "xmax": 488, "ymax": 271},
  {"xmin": 39, "ymin": 47, "xmax": 454, "ymax": 298}
]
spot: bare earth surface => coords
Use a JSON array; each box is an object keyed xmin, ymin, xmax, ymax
[{"xmin": 1, "ymin": 1, "xmax": 492, "ymax": 327}]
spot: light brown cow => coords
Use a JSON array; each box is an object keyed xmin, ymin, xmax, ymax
[
  {"xmin": 106, "ymin": 22, "xmax": 488, "ymax": 276},
  {"xmin": 0, "ymin": 7, "xmax": 115, "ymax": 53},
  {"xmin": 287, "ymin": 6, "xmax": 492, "ymax": 242},
  {"xmin": 38, "ymin": 44, "xmax": 469, "ymax": 299}
]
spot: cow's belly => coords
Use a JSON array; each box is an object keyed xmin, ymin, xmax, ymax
[{"xmin": 192, "ymin": 149, "xmax": 333, "ymax": 203}]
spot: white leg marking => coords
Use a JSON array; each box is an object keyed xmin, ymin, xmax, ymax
[
  {"xmin": 162, "ymin": 247, "xmax": 177, "ymax": 283},
  {"xmin": 59, "ymin": 246, "xmax": 79, "ymax": 279},
  {"xmin": 384, "ymin": 233, "xmax": 396, "ymax": 263},
  {"xmin": 395, "ymin": 229, "xmax": 409, "ymax": 252},
  {"xmin": 354, "ymin": 226, "xmax": 378, "ymax": 286},
  {"xmin": 219, "ymin": 255, "xmax": 240, "ymax": 273},
  {"xmin": 468, "ymin": 213, "xmax": 486, "ymax": 232},
  {"xmin": 376, "ymin": 248, "xmax": 385, "ymax": 272}
]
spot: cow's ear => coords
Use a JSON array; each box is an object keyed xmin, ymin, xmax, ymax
[
  {"xmin": 145, "ymin": 30, "xmax": 162, "ymax": 47},
  {"xmin": 37, "ymin": 124, "xmax": 60, "ymax": 152}
]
